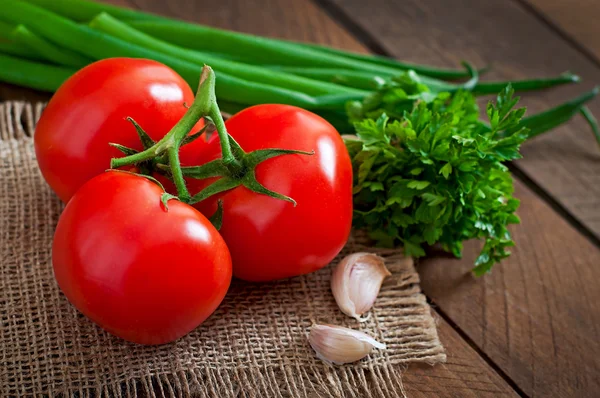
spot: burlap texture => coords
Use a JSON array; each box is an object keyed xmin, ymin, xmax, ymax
[{"xmin": 0, "ymin": 101, "xmax": 445, "ymax": 398}]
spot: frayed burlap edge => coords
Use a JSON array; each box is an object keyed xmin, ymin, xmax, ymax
[{"xmin": 0, "ymin": 101, "xmax": 445, "ymax": 398}]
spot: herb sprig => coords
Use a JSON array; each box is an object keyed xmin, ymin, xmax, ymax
[{"xmin": 346, "ymin": 79, "xmax": 528, "ymax": 274}]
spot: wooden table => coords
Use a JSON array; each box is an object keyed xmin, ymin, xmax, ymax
[{"xmin": 3, "ymin": 1, "xmax": 600, "ymax": 397}]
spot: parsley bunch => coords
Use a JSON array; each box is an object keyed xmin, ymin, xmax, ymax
[{"xmin": 345, "ymin": 77, "xmax": 528, "ymax": 275}]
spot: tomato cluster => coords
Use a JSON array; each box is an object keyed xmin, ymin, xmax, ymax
[{"xmin": 37, "ymin": 59, "xmax": 353, "ymax": 345}]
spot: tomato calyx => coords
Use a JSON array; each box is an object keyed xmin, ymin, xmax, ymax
[
  {"xmin": 177, "ymin": 135, "xmax": 313, "ymax": 206},
  {"xmin": 110, "ymin": 116, "xmax": 207, "ymax": 176},
  {"xmin": 110, "ymin": 65, "xmax": 313, "ymax": 207},
  {"xmin": 208, "ymin": 199, "xmax": 224, "ymax": 230}
]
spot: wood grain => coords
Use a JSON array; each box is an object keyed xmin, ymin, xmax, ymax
[
  {"xmin": 325, "ymin": 0, "xmax": 600, "ymax": 240},
  {"xmin": 419, "ymin": 179, "xmax": 600, "ymax": 397},
  {"xmin": 405, "ymin": 318, "xmax": 519, "ymax": 397},
  {"xmin": 524, "ymin": 0, "xmax": 600, "ymax": 62}
]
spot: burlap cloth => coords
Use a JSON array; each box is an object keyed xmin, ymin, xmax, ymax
[{"xmin": 0, "ymin": 101, "xmax": 445, "ymax": 398}]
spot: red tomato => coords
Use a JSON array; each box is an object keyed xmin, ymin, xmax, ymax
[
  {"xmin": 188, "ymin": 105, "xmax": 353, "ymax": 282},
  {"xmin": 52, "ymin": 171, "xmax": 231, "ymax": 345},
  {"xmin": 35, "ymin": 58, "xmax": 205, "ymax": 203}
]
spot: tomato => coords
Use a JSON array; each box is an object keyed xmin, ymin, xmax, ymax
[
  {"xmin": 52, "ymin": 171, "xmax": 231, "ymax": 345},
  {"xmin": 35, "ymin": 58, "xmax": 205, "ymax": 203},
  {"xmin": 188, "ymin": 104, "xmax": 353, "ymax": 282}
]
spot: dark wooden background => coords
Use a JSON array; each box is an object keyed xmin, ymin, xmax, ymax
[{"xmin": 2, "ymin": 1, "xmax": 600, "ymax": 397}]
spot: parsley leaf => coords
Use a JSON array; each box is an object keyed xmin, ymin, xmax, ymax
[{"xmin": 346, "ymin": 76, "xmax": 528, "ymax": 274}]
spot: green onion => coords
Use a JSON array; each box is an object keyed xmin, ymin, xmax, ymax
[
  {"xmin": 294, "ymin": 42, "xmax": 481, "ymax": 80},
  {"xmin": 580, "ymin": 106, "xmax": 600, "ymax": 146},
  {"xmin": 19, "ymin": 0, "xmax": 161, "ymax": 22},
  {"xmin": 0, "ymin": 41, "xmax": 44, "ymax": 61},
  {"xmin": 266, "ymin": 67, "xmax": 388, "ymax": 91},
  {"xmin": 125, "ymin": 20, "xmax": 462, "ymax": 78},
  {"xmin": 520, "ymin": 86, "xmax": 599, "ymax": 138},
  {"xmin": 0, "ymin": 20, "xmax": 44, "ymax": 61},
  {"xmin": 11, "ymin": 24, "xmax": 92, "ymax": 68},
  {"xmin": 0, "ymin": 21, "xmax": 16, "ymax": 38},
  {"xmin": 471, "ymin": 72, "xmax": 581, "ymax": 95},
  {"xmin": 89, "ymin": 13, "xmax": 365, "ymax": 96},
  {"xmin": 0, "ymin": 53, "xmax": 75, "ymax": 92},
  {"xmin": 2, "ymin": 1, "xmax": 344, "ymax": 109},
  {"xmin": 272, "ymin": 67, "xmax": 580, "ymax": 95},
  {"xmin": 22, "ymin": 0, "xmax": 476, "ymax": 80}
]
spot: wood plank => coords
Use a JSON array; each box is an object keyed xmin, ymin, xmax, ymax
[
  {"xmin": 419, "ymin": 180, "xmax": 600, "ymax": 397},
  {"xmin": 87, "ymin": 0, "xmax": 518, "ymax": 396},
  {"xmin": 523, "ymin": 0, "xmax": 600, "ymax": 61},
  {"xmin": 405, "ymin": 316, "xmax": 519, "ymax": 397},
  {"xmin": 325, "ymin": 0, "xmax": 600, "ymax": 239}
]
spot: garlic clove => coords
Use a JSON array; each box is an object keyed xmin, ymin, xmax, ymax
[
  {"xmin": 308, "ymin": 324, "xmax": 386, "ymax": 365},
  {"xmin": 331, "ymin": 252, "xmax": 391, "ymax": 321}
]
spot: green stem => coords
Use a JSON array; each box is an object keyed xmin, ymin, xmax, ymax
[
  {"xmin": 1, "ymin": 1, "xmax": 337, "ymax": 110},
  {"xmin": 294, "ymin": 42, "xmax": 483, "ymax": 80},
  {"xmin": 268, "ymin": 67, "xmax": 579, "ymax": 94},
  {"xmin": 111, "ymin": 66, "xmax": 243, "ymax": 194},
  {"xmin": 125, "ymin": 20, "xmax": 450, "ymax": 77},
  {"xmin": 267, "ymin": 67, "xmax": 387, "ymax": 90},
  {"xmin": 209, "ymin": 103, "xmax": 237, "ymax": 168},
  {"xmin": 180, "ymin": 66, "xmax": 238, "ymax": 168},
  {"xmin": 110, "ymin": 70, "xmax": 212, "ymax": 169},
  {"xmin": 167, "ymin": 147, "xmax": 190, "ymax": 201},
  {"xmin": 0, "ymin": 21, "xmax": 16, "ymax": 38},
  {"xmin": 0, "ymin": 53, "xmax": 75, "ymax": 92},
  {"xmin": 21, "ymin": 0, "xmax": 480, "ymax": 80},
  {"xmin": 0, "ymin": 41, "xmax": 44, "ymax": 61},
  {"xmin": 89, "ymin": 13, "xmax": 364, "ymax": 96},
  {"xmin": 580, "ymin": 106, "xmax": 600, "ymax": 147},
  {"xmin": 521, "ymin": 86, "xmax": 599, "ymax": 138},
  {"xmin": 21, "ymin": 0, "xmax": 162, "ymax": 22},
  {"xmin": 471, "ymin": 72, "xmax": 580, "ymax": 95},
  {"xmin": 11, "ymin": 24, "xmax": 93, "ymax": 68}
]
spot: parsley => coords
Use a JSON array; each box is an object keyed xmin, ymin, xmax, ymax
[{"xmin": 345, "ymin": 75, "xmax": 528, "ymax": 275}]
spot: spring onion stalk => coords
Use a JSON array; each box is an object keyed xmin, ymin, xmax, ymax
[
  {"xmin": 89, "ymin": 13, "xmax": 366, "ymax": 96},
  {"xmin": 2, "ymin": 1, "xmax": 354, "ymax": 109},
  {"xmin": 0, "ymin": 20, "xmax": 43, "ymax": 60},
  {"xmin": 11, "ymin": 25, "xmax": 93, "ymax": 68},
  {"xmin": 471, "ymin": 73, "xmax": 581, "ymax": 95},
  {"xmin": 294, "ymin": 42, "xmax": 481, "ymax": 80},
  {"xmin": 272, "ymin": 67, "xmax": 581, "ymax": 95},
  {"xmin": 0, "ymin": 53, "xmax": 76, "ymax": 91},
  {"xmin": 266, "ymin": 67, "xmax": 388, "ymax": 91},
  {"xmin": 217, "ymin": 100, "xmax": 253, "ymax": 116},
  {"xmin": 519, "ymin": 87, "xmax": 599, "ymax": 138},
  {"xmin": 580, "ymin": 106, "xmax": 600, "ymax": 146},
  {"xmin": 199, "ymin": 50, "xmax": 257, "ymax": 63},
  {"xmin": 0, "ymin": 21, "xmax": 16, "ymax": 38},
  {"xmin": 21, "ymin": 0, "xmax": 476, "ymax": 80},
  {"xmin": 0, "ymin": 41, "xmax": 44, "ymax": 61},
  {"xmin": 20, "ymin": 0, "xmax": 161, "ymax": 22},
  {"xmin": 124, "ymin": 20, "xmax": 467, "ymax": 79},
  {"xmin": 126, "ymin": 20, "xmax": 478, "ymax": 80}
]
